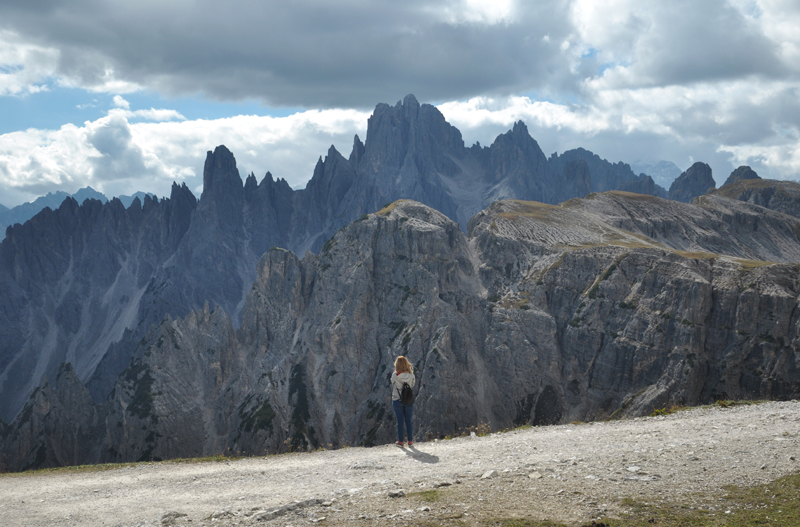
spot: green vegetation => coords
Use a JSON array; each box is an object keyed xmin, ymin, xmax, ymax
[
  {"xmin": 375, "ymin": 199, "xmax": 411, "ymax": 216},
  {"xmin": 603, "ymin": 473, "xmax": 800, "ymax": 527},
  {"xmin": 483, "ymin": 521, "xmax": 570, "ymax": 527},
  {"xmin": 321, "ymin": 237, "xmax": 335, "ymax": 255},
  {"xmin": 1, "ymin": 454, "xmax": 250, "ymax": 478},
  {"xmin": 674, "ymin": 250, "xmax": 718, "ymax": 260},
  {"xmin": 649, "ymin": 404, "xmax": 686, "ymax": 417},
  {"xmin": 409, "ymin": 489, "xmax": 443, "ymax": 503},
  {"xmin": 587, "ymin": 262, "xmax": 618, "ymax": 299}
]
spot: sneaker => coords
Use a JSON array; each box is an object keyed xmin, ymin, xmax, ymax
[
  {"xmin": 407, "ymin": 441, "xmax": 413, "ymax": 447},
  {"xmin": 395, "ymin": 441, "xmax": 405, "ymax": 447}
]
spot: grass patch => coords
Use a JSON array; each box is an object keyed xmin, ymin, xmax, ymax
[
  {"xmin": 587, "ymin": 262, "xmax": 617, "ymax": 299},
  {"xmin": 0, "ymin": 454, "xmax": 248, "ymax": 478},
  {"xmin": 376, "ymin": 199, "xmax": 411, "ymax": 216},
  {"xmin": 709, "ymin": 399, "xmax": 765, "ymax": 409},
  {"xmin": 649, "ymin": 404, "xmax": 686, "ymax": 417},
  {"xmin": 409, "ymin": 489, "xmax": 443, "ymax": 503},
  {"xmin": 674, "ymin": 250, "xmax": 718, "ymax": 260},
  {"xmin": 735, "ymin": 258, "xmax": 777, "ymax": 269},
  {"xmin": 497, "ymin": 200, "xmax": 561, "ymax": 221},
  {"xmin": 606, "ymin": 472, "xmax": 800, "ymax": 527},
  {"xmin": 484, "ymin": 521, "xmax": 570, "ymax": 527}
]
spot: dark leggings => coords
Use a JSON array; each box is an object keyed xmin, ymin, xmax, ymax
[{"xmin": 392, "ymin": 399, "xmax": 413, "ymax": 442}]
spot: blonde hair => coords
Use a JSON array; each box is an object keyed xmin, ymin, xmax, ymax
[{"xmin": 394, "ymin": 356, "xmax": 413, "ymax": 374}]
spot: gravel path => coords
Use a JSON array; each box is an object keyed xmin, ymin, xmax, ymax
[{"xmin": 2, "ymin": 401, "xmax": 798, "ymax": 526}]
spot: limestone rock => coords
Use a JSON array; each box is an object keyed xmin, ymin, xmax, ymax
[{"xmin": 709, "ymin": 179, "xmax": 800, "ymax": 219}]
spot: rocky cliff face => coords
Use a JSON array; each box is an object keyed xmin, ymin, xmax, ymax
[
  {"xmin": 0, "ymin": 185, "xmax": 197, "ymax": 422},
  {"xmin": 669, "ymin": 162, "xmax": 716, "ymax": 202},
  {"xmin": 3, "ymin": 194, "xmax": 799, "ymax": 471}
]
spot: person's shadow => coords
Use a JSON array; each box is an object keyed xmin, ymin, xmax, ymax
[{"xmin": 403, "ymin": 446, "xmax": 439, "ymax": 464}]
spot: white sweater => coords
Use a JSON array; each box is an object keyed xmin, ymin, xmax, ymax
[{"xmin": 390, "ymin": 371, "xmax": 416, "ymax": 401}]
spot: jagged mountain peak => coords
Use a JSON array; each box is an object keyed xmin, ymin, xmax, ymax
[
  {"xmin": 201, "ymin": 145, "xmax": 242, "ymax": 198},
  {"xmin": 511, "ymin": 120, "xmax": 529, "ymax": 135},
  {"xmin": 350, "ymin": 134, "xmax": 365, "ymax": 164},
  {"xmin": 669, "ymin": 161, "xmax": 715, "ymax": 203},
  {"xmin": 723, "ymin": 165, "xmax": 760, "ymax": 187}
]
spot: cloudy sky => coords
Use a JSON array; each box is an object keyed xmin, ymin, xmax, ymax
[{"xmin": 1, "ymin": 0, "xmax": 799, "ymax": 207}]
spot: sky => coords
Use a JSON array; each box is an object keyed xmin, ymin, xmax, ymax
[{"xmin": 1, "ymin": 0, "xmax": 799, "ymax": 207}]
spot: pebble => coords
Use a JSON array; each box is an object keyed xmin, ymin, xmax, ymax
[
  {"xmin": 388, "ymin": 490, "xmax": 405, "ymax": 498},
  {"xmin": 481, "ymin": 470, "xmax": 497, "ymax": 479},
  {"xmin": 528, "ymin": 472, "xmax": 543, "ymax": 479}
]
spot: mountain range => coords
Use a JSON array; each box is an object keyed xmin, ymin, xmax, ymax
[
  {"xmin": 1, "ymin": 95, "xmax": 799, "ymax": 471},
  {"xmin": 0, "ymin": 188, "xmax": 153, "ymax": 235}
]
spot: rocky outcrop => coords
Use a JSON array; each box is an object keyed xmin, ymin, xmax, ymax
[
  {"xmin": 669, "ymin": 162, "xmax": 716, "ymax": 202},
  {"xmin": 550, "ymin": 148, "xmax": 640, "ymax": 194},
  {"xmin": 0, "ymin": 364, "xmax": 106, "ymax": 471},
  {"xmin": 723, "ymin": 166, "xmax": 761, "ymax": 187},
  {"xmin": 3, "ymin": 194, "xmax": 799, "ymax": 471},
  {"xmin": 709, "ymin": 179, "xmax": 800, "ymax": 220}
]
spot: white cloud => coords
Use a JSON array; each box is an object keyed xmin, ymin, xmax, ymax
[
  {"xmin": 441, "ymin": 0, "xmax": 517, "ymax": 25},
  {"xmin": 112, "ymin": 95, "xmax": 130, "ymax": 109},
  {"xmin": 0, "ymin": 30, "xmax": 58, "ymax": 96},
  {"xmin": 0, "ymin": 104, "xmax": 369, "ymax": 205},
  {"xmin": 1, "ymin": 0, "xmax": 800, "ymax": 202}
]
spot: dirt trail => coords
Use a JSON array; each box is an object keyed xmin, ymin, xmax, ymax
[{"xmin": 2, "ymin": 400, "xmax": 799, "ymax": 526}]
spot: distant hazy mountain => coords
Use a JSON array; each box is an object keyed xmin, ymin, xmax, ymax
[
  {"xmin": 118, "ymin": 192, "xmax": 155, "ymax": 208},
  {"xmin": 0, "ymin": 187, "xmax": 107, "ymax": 233},
  {"xmin": 631, "ymin": 160, "xmax": 682, "ymax": 189},
  {"xmin": 0, "ymin": 188, "xmax": 157, "ymax": 238}
]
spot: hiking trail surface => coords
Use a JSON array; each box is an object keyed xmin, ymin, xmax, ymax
[{"xmin": 2, "ymin": 400, "xmax": 798, "ymax": 526}]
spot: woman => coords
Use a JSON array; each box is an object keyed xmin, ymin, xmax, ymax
[{"xmin": 390, "ymin": 355, "xmax": 415, "ymax": 447}]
